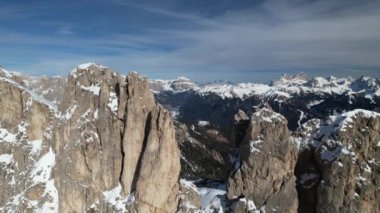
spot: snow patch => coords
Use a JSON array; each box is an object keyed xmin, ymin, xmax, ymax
[
  {"xmin": 0, "ymin": 153, "xmax": 13, "ymax": 165},
  {"xmin": 254, "ymin": 108, "xmax": 285, "ymax": 123},
  {"xmin": 80, "ymin": 84, "xmax": 101, "ymax": 95},
  {"xmin": 297, "ymin": 110, "xmax": 305, "ymax": 127},
  {"xmin": 180, "ymin": 179, "xmax": 199, "ymax": 193},
  {"xmin": 0, "ymin": 128, "xmax": 17, "ymax": 143},
  {"xmin": 102, "ymin": 184, "xmax": 135, "ymax": 212},
  {"xmin": 250, "ymin": 139, "xmax": 263, "ymax": 153},
  {"xmin": 29, "ymin": 140, "xmax": 43, "ymax": 155},
  {"xmin": 198, "ymin": 187, "xmax": 226, "ymax": 212},
  {"xmin": 77, "ymin": 62, "xmax": 105, "ymax": 70},
  {"xmin": 94, "ymin": 109, "xmax": 99, "ymax": 119},
  {"xmin": 198, "ymin": 121, "xmax": 210, "ymax": 126},
  {"xmin": 107, "ymin": 92, "xmax": 118, "ymax": 113},
  {"xmin": 30, "ymin": 148, "xmax": 56, "ymax": 184},
  {"xmin": 1, "ymin": 148, "xmax": 59, "ymax": 212},
  {"xmin": 35, "ymin": 179, "xmax": 59, "ymax": 213},
  {"xmin": 63, "ymin": 105, "xmax": 77, "ymax": 120},
  {"xmin": 170, "ymin": 108, "xmax": 179, "ymax": 119},
  {"xmin": 239, "ymin": 197, "xmax": 258, "ymax": 212}
]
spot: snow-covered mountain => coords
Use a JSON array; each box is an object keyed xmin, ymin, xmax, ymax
[
  {"xmin": 150, "ymin": 73, "xmax": 380, "ymax": 100},
  {"xmin": 149, "ymin": 77, "xmax": 200, "ymax": 93},
  {"xmin": 151, "ymin": 73, "xmax": 380, "ymax": 132},
  {"xmin": 1, "ymin": 64, "xmax": 380, "ymax": 212}
]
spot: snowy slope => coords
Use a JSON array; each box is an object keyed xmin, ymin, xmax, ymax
[{"xmin": 150, "ymin": 73, "xmax": 380, "ymax": 100}]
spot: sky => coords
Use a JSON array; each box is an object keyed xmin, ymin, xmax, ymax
[{"xmin": 1, "ymin": 0, "xmax": 380, "ymax": 83}]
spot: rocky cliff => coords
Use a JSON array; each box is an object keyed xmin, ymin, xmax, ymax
[
  {"xmin": 0, "ymin": 64, "xmax": 181, "ymax": 212},
  {"xmin": 227, "ymin": 107, "xmax": 298, "ymax": 212},
  {"xmin": 294, "ymin": 109, "xmax": 380, "ymax": 213}
]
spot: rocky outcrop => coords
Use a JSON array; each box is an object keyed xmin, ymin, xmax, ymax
[
  {"xmin": 230, "ymin": 109, "xmax": 250, "ymax": 147},
  {"xmin": 0, "ymin": 64, "xmax": 181, "ymax": 212},
  {"xmin": 293, "ymin": 109, "xmax": 380, "ymax": 213},
  {"xmin": 0, "ymin": 72, "xmax": 57, "ymax": 212},
  {"xmin": 227, "ymin": 107, "xmax": 298, "ymax": 212},
  {"xmin": 292, "ymin": 119, "xmax": 322, "ymax": 213},
  {"xmin": 177, "ymin": 179, "xmax": 202, "ymax": 212},
  {"xmin": 313, "ymin": 110, "xmax": 380, "ymax": 212}
]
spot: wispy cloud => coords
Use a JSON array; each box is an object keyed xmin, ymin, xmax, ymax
[{"xmin": 57, "ymin": 25, "xmax": 74, "ymax": 35}]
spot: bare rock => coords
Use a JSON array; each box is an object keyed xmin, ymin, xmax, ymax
[
  {"xmin": 227, "ymin": 107, "xmax": 298, "ymax": 213},
  {"xmin": 0, "ymin": 74, "xmax": 56, "ymax": 212},
  {"xmin": 177, "ymin": 180, "xmax": 202, "ymax": 212},
  {"xmin": 55, "ymin": 65, "xmax": 180, "ymax": 212},
  {"xmin": 0, "ymin": 64, "xmax": 181, "ymax": 212},
  {"xmin": 313, "ymin": 110, "xmax": 380, "ymax": 212},
  {"xmin": 230, "ymin": 109, "xmax": 250, "ymax": 147}
]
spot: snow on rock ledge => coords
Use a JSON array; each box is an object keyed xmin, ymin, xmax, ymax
[
  {"xmin": 102, "ymin": 184, "xmax": 135, "ymax": 212},
  {"xmin": 337, "ymin": 109, "xmax": 380, "ymax": 131},
  {"xmin": 70, "ymin": 62, "xmax": 107, "ymax": 79}
]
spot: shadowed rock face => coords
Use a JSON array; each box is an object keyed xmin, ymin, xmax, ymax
[
  {"xmin": 176, "ymin": 121, "xmax": 234, "ymax": 181},
  {"xmin": 0, "ymin": 65, "xmax": 181, "ymax": 212},
  {"xmin": 227, "ymin": 107, "xmax": 298, "ymax": 213}
]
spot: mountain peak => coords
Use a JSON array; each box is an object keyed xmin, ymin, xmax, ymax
[
  {"xmin": 70, "ymin": 63, "xmax": 108, "ymax": 78},
  {"xmin": 76, "ymin": 62, "xmax": 106, "ymax": 70},
  {"xmin": 271, "ymin": 72, "xmax": 308, "ymax": 86},
  {"xmin": 176, "ymin": 76, "xmax": 191, "ymax": 81}
]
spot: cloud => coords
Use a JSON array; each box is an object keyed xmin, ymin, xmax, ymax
[
  {"xmin": 57, "ymin": 25, "xmax": 74, "ymax": 35},
  {"xmin": 1, "ymin": 0, "xmax": 380, "ymax": 82}
]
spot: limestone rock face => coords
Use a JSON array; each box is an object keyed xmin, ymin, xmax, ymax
[
  {"xmin": 312, "ymin": 110, "xmax": 380, "ymax": 213},
  {"xmin": 0, "ymin": 71, "xmax": 57, "ymax": 212},
  {"xmin": 177, "ymin": 180, "xmax": 201, "ymax": 212},
  {"xmin": 133, "ymin": 106, "xmax": 180, "ymax": 212},
  {"xmin": 293, "ymin": 109, "xmax": 380, "ymax": 213},
  {"xmin": 53, "ymin": 64, "xmax": 129, "ymax": 212},
  {"xmin": 227, "ymin": 107, "xmax": 298, "ymax": 213},
  {"xmin": 0, "ymin": 64, "xmax": 181, "ymax": 212}
]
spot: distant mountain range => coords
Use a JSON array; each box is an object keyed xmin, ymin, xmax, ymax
[
  {"xmin": 150, "ymin": 72, "xmax": 380, "ymax": 100},
  {"xmin": 0, "ymin": 63, "xmax": 379, "ymax": 212},
  {"xmin": 151, "ymin": 73, "xmax": 380, "ymax": 132}
]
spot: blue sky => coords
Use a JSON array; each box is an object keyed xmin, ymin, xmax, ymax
[{"xmin": 1, "ymin": 0, "xmax": 380, "ymax": 82}]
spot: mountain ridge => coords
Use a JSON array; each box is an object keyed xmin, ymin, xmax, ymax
[{"xmin": 0, "ymin": 64, "xmax": 379, "ymax": 212}]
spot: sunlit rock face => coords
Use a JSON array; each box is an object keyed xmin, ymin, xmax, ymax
[
  {"xmin": 293, "ymin": 109, "xmax": 380, "ymax": 213},
  {"xmin": 0, "ymin": 64, "xmax": 181, "ymax": 212},
  {"xmin": 227, "ymin": 107, "xmax": 299, "ymax": 213},
  {"xmin": 313, "ymin": 110, "xmax": 380, "ymax": 212}
]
